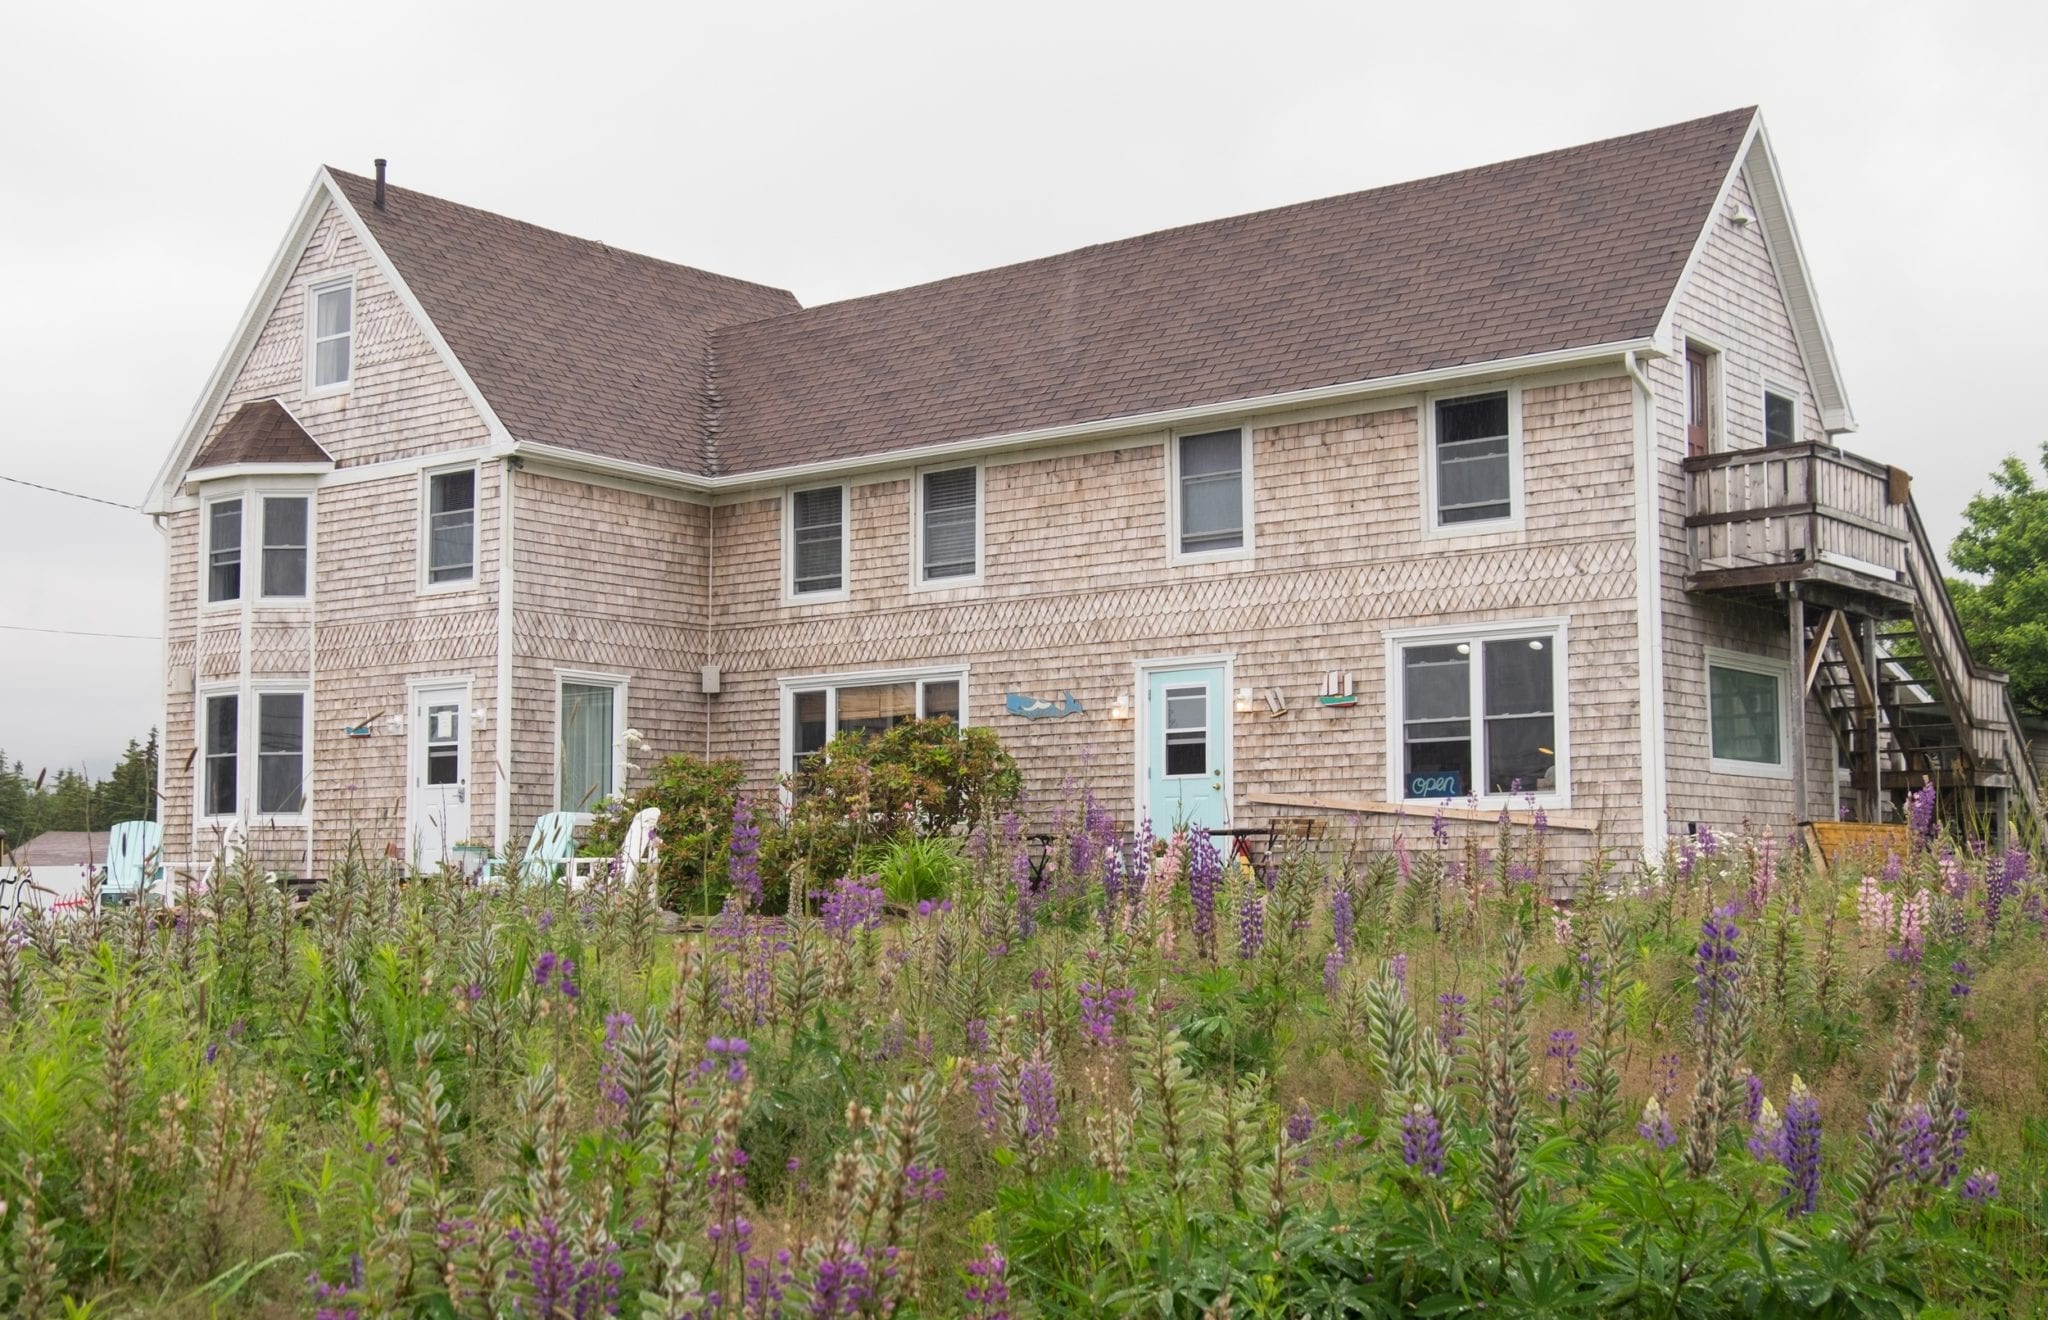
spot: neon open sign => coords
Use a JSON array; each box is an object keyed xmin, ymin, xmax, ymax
[{"xmin": 1407, "ymin": 772, "xmax": 1462, "ymax": 799}]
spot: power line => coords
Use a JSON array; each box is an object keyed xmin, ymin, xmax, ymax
[
  {"xmin": 0, "ymin": 472, "xmax": 139, "ymax": 511},
  {"xmin": 0, "ymin": 623, "xmax": 160, "ymax": 641}
]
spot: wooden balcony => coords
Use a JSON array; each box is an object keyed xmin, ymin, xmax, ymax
[{"xmin": 1682, "ymin": 442, "xmax": 1917, "ymax": 612}]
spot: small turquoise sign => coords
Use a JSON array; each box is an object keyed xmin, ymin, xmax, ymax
[
  {"xmin": 1006, "ymin": 691, "xmax": 1083, "ymax": 719},
  {"xmin": 1407, "ymin": 771, "xmax": 1462, "ymax": 799}
]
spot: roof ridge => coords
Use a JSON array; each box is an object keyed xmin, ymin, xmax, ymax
[
  {"xmin": 752, "ymin": 107, "xmax": 1757, "ymax": 325},
  {"xmin": 325, "ymin": 168, "xmax": 799, "ymax": 305}
]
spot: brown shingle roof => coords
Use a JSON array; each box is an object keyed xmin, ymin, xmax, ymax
[
  {"xmin": 328, "ymin": 170, "xmax": 800, "ymax": 473},
  {"xmin": 709, "ymin": 108, "xmax": 1755, "ymax": 473},
  {"xmin": 192, "ymin": 399, "xmax": 332, "ymax": 469},
  {"xmin": 10, "ymin": 830, "xmax": 109, "ymax": 869}
]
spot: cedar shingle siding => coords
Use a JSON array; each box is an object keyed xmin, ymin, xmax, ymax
[{"xmin": 158, "ymin": 106, "xmax": 1883, "ymax": 874}]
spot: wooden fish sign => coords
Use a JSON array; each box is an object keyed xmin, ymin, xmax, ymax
[{"xmin": 1005, "ymin": 691, "xmax": 1083, "ymax": 719}]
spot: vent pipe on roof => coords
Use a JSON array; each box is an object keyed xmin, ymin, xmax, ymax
[{"xmin": 374, "ymin": 159, "xmax": 387, "ymax": 209}]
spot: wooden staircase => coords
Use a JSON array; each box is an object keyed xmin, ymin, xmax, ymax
[{"xmin": 1683, "ymin": 442, "xmax": 2039, "ymax": 838}]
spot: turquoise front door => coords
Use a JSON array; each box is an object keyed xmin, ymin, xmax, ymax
[{"xmin": 1144, "ymin": 666, "xmax": 1228, "ymax": 830}]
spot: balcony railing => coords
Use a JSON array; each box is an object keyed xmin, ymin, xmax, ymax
[{"xmin": 1682, "ymin": 442, "xmax": 1913, "ymax": 601}]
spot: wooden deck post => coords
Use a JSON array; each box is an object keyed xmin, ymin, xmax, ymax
[
  {"xmin": 1789, "ymin": 588, "xmax": 1808, "ymax": 826},
  {"xmin": 1861, "ymin": 616, "xmax": 1882, "ymax": 823}
]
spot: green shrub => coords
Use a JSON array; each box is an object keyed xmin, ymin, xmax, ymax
[
  {"xmin": 863, "ymin": 833, "xmax": 968, "ymax": 907},
  {"xmin": 785, "ymin": 717, "xmax": 1020, "ymax": 885},
  {"xmin": 584, "ymin": 754, "xmax": 765, "ymax": 914}
]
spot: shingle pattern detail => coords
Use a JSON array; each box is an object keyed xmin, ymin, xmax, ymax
[{"xmin": 192, "ymin": 399, "xmax": 333, "ymax": 469}]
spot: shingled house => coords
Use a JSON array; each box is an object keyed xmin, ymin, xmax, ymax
[{"xmin": 143, "ymin": 108, "xmax": 2037, "ymax": 878}]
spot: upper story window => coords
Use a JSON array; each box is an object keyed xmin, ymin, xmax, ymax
[
  {"xmin": 1707, "ymin": 649, "xmax": 1788, "ymax": 776},
  {"xmin": 916, "ymin": 466, "xmax": 980, "ymax": 584},
  {"xmin": 789, "ymin": 485, "xmax": 847, "ymax": 598},
  {"xmin": 1763, "ymin": 387, "xmax": 1798, "ymax": 448},
  {"xmin": 1172, "ymin": 427, "xmax": 1250, "ymax": 559},
  {"xmin": 206, "ymin": 498, "xmax": 243, "ymax": 603},
  {"xmin": 307, "ymin": 278, "xmax": 353, "ymax": 393},
  {"xmin": 261, "ymin": 495, "xmax": 309, "ymax": 597},
  {"xmin": 1393, "ymin": 621, "xmax": 1564, "ymax": 802},
  {"xmin": 424, "ymin": 467, "xmax": 477, "ymax": 588},
  {"xmin": 1428, "ymin": 390, "xmax": 1518, "ymax": 530}
]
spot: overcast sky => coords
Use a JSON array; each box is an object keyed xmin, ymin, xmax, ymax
[{"xmin": 2, "ymin": 1, "xmax": 2042, "ymax": 778}]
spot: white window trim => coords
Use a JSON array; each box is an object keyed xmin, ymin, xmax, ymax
[
  {"xmin": 1419, "ymin": 384, "xmax": 1525, "ymax": 538},
  {"xmin": 419, "ymin": 462, "xmax": 481, "ymax": 596},
  {"xmin": 909, "ymin": 462, "xmax": 985, "ymax": 590},
  {"xmin": 196, "ymin": 477, "xmax": 318, "ymax": 611},
  {"xmin": 554, "ymin": 669, "xmax": 630, "ymax": 821},
  {"xmin": 1760, "ymin": 380, "xmax": 1801, "ymax": 448},
  {"xmin": 1383, "ymin": 616, "xmax": 1571, "ymax": 808},
  {"xmin": 303, "ymin": 275, "xmax": 355, "ymax": 398},
  {"xmin": 783, "ymin": 482, "xmax": 852, "ymax": 604},
  {"xmin": 1166, "ymin": 426, "xmax": 1255, "ymax": 565},
  {"xmin": 1705, "ymin": 646, "xmax": 1794, "ymax": 779},
  {"xmin": 194, "ymin": 679, "xmax": 313, "ymax": 824},
  {"xmin": 778, "ymin": 664, "xmax": 971, "ymax": 780}
]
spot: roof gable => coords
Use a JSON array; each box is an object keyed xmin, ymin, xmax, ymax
[
  {"xmin": 326, "ymin": 170, "xmax": 799, "ymax": 472},
  {"xmin": 708, "ymin": 108, "xmax": 1760, "ymax": 474},
  {"xmin": 190, "ymin": 399, "xmax": 332, "ymax": 471}
]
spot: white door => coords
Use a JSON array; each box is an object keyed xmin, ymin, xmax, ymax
[{"xmin": 410, "ymin": 686, "xmax": 469, "ymax": 869}]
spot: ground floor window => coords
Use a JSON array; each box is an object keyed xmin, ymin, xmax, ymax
[
  {"xmin": 559, "ymin": 675, "xmax": 626, "ymax": 813},
  {"xmin": 1707, "ymin": 649, "xmax": 1788, "ymax": 775},
  {"xmin": 200, "ymin": 685, "xmax": 309, "ymax": 818},
  {"xmin": 1391, "ymin": 621, "xmax": 1564, "ymax": 801},
  {"xmin": 784, "ymin": 668, "xmax": 966, "ymax": 775},
  {"xmin": 203, "ymin": 693, "xmax": 238, "ymax": 817},
  {"xmin": 256, "ymin": 691, "xmax": 307, "ymax": 814}
]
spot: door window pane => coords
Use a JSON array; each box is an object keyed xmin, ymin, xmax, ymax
[
  {"xmin": 1163, "ymin": 684, "xmax": 1209, "ymax": 777},
  {"xmin": 560, "ymin": 682, "xmax": 617, "ymax": 812},
  {"xmin": 207, "ymin": 500, "xmax": 242, "ymax": 603},
  {"xmin": 1711, "ymin": 664, "xmax": 1782, "ymax": 765},
  {"xmin": 1435, "ymin": 393, "xmax": 1512, "ymax": 524},
  {"xmin": 1764, "ymin": 390, "xmax": 1797, "ymax": 447},
  {"xmin": 204, "ymin": 694, "xmax": 238, "ymax": 816},
  {"xmin": 427, "ymin": 470, "xmax": 476, "ymax": 584},
  {"xmin": 921, "ymin": 468, "xmax": 978, "ymax": 580},
  {"xmin": 792, "ymin": 486, "xmax": 844, "ymax": 593},
  {"xmin": 425, "ymin": 702, "xmax": 461, "ymax": 785},
  {"xmin": 257, "ymin": 692, "xmax": 305, "ymax": 814},
  {"xmin": 1178, "ymin": 430, "xmax": 1244, "ymax": 553},
  {"xmin": 261, "ymin": 496, "xmax": 309, "ymax": 597}
]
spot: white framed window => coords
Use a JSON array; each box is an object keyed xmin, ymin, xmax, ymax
[
  {"xmin": 1762, "ymin": 384, "xmax": 1799, "ymax": 449},
  {"xmin": 780, "ymin": 666, "xmax": 967, "ymax": 777},
  {"xmin": 201, "ymin": 690, "xmax": 239, "ymax": 819},
  {"xmin": 422, "ymin": 465, "xmax": 478, "ymax": 590},
  {"xmin": 197, "ymin": 683, "xmax": 311, "ymax": 820},
  {"xmin": 1706, "ymin": 648, "xmax": 1790, "ymax": 777},
  {"xmin": 306, "ymin": 277, "xmax": 354, "ymax": 394},
  {"xmin": 913, "ymin": 465, "xmax": 982, "ymax": 587},
  {"xmin": 1386, "ymin": 618, "xmax": 1568, "ymax": 804},
  {"xmin": 1168, "ymin": 427, "xmax": 1252, "ymax": 561},
  {"xmin": 786, "ymin": 483, "xmax": 849, "ymax": 600},
  {"xmin": 260, "ymin": 494, "xmax": 310, "ymax": 598},
  {"xmin": 1422, "ymin": 387, "xmax": 1523, "ymax": 533},
  {"xmin": 557, "ymin": 671, "xmax": 627, "ymax": 815},
  {"xmin": 204, "ymin": 496, "xmax": 244, "ymax": 605}
]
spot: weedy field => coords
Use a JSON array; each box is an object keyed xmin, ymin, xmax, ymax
[{"xmin": 0, "ymin": 785, "xmax": 2044, "ymax": 1317}]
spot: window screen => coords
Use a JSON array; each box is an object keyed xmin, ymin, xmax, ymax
[
  {"xmin": 427, "ymin": 470, "xmax": 476, "ymax": 584},
  {"xmin": 1710, "ymin": 664, "xmax": 1782, "ymax": 765},
  {"xmin": 921, "ymin": 468, "xmax": 978, "ymax": 580},
  {"xmin": 1178, "ymin": 430, "xmax": 1244, "ymax": 554},
  {"xmin": 204, "ymin": 694, "xmax": 238, "ymax": 817},
  {"xmin": 560, "ymin": 682, "xmax": 617, "ymax": 812},
  {"xmin": 1482, "ymin": 638, "xmax": 1555, "ymax": 794},
  {"xmin": 1434, "ymin": 393, "xmax": 1512, "ymax": 525},
  {"xmin": 312, "ymin": 282, "xmax": 352, "ymax": 388},
  {"xmin": 207, "ymin": 499, "xmax": 243, "ymax": 603},
  {"xmin": 792, "ymin": 487, "xmax": 845, "ymax": 594},
  {"xmin": 261, "ymin": 496, "xmax": 308, "ymax": 597},
  {"xmin": 257, "ymin": 692, "xmax": 305, "ymax": 814}
]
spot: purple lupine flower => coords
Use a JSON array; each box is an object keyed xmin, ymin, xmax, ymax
[
  {"xmin": 904, "ymin": 1162, "xmax": 948, "ymax": 1204},
  {"xmin": 1285, "ymin": 1098, "xmax": 1316, "ymax": 1147},
  {"xmin": 533, "ymin": 951, "xmax": 579, "ymax": 999},
  {"xmin": 1749, "ymin": 832, "xmax": 1777, "ymax": 914},
  {"xmin": 1694, "ymin": 904, "xmax": 1742, "ymax": 1022},
  {"xmin": 1748, "ymin": 1097, "xmax": 1788, "ymax": 1164},
  {"xmin": 597, "ymin": 1011, "xmax": 634, "ymax": 1123},
  {"xmin": 1638, "ymin": 1097, "xmax": 1678, "ymax": 1151},
  {"xmin": 1744, "ymin": 1072, "xmax": 1765, "ymax": 1126},
  {"xmin": 962, "ymin": 1242, "xmax": 1010, "ymax": 1319},
  {"xmin": 1077, "ymin": 982, "xmax": 1135, "ymax": 1047},
  {"xmin": 1960, "ymin": 1168, "xmax": 2001, "ymax": 1203},
  {"xmin": 1696, "ymin": 822, "xmax": 1718, "ymax": 858},
  {"xmin": 1401, "ymin": 1105, "xmax": 1445, "ymax": 1176},
  {"xmin": 1654, "ymin": 1052, "xmax": 1681, "ymax": 1101},
  {"xmin": 804, "ymin": 1245, "xmax": 874, "ymax": 1317},
  {"xmin": 1988, "ymin": 846, "xmax": 2026, "ymax": 930},
  {"xmin": 728, "ymin": 798, "xmax": 762, "ymax": 907},
  {"xmin": 816, "ymin": 875, "xmax": 885, "ymax": 939},
  {"xmin": 1678, "ymin": 837, "xmax": 1698, "ymax": 883},
  {"xmin": 1389, "ymin": 953, "xmax": 1408, "ymax": 991},
  {"xmin": 1950, "ymin": 959, "xmax": 1973, "ymax": 1000},
  {"xmin": 1430, "ymin": 802, "xmax": 1449, "ymax": 846},
  {"xmin": 1897, "ymin": 1103, "xmax": 1940, "ymax": 1184},
  {"xmin": 1942, "ymin": 1106, "xmax": 1970, "ymax": 1187},
  {"xmin": 308, "ymin": 1254, "xmax": 366, "ymax": 1320},
  {"xmin": 1322, "ymin": 948, "xmax": 1344, "ymax": 995},
  {"xmin": 1783, "ymin": 1078, "xmax": 1823, "ymax": 1215},
  {"xmin": 1237, "ymin": 891, "xmax": 1265, "ymax": 961},
  {"xmin": 503, "ymin": 1219, "xmax": 622, "ymax": 1318},
  {"xmin": 1019, "ymin": 1055, "xmax": 1059, "ymax": 1154},
  {"xmin": 1436, "ymin": 992, "xmax": 1468, "ymax": 1051},
  {"xmin": 1331, "ymin": 888, "xmax": 1355, "ymax": 960},
  {"xmin": 1909, "ymin": 777, "xmax": 1938, "ymax": 841},
  {"xmin": 1187, "ymin": 828, "xmax": 1222, "ymax": 957},
  {"xmin": 967, "ymin": 1061, "xmax": 1001, "ymax": 1138},
  {"xmin": 1544, "ymin": 1029, "xmax": 1582, "ymax": 1104},
  {"xmin": 965, "ymin": 1018, "xmax": 990, "ymax": 1056}
]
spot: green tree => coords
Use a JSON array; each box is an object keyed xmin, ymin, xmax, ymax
[
  {"xmin": 0, "ymin": 752, "xmax": 29, "ymax": 853},
  {"xmin": 94, "ymin": 730, "xmax": 158, "ymax": 825},
  {"xmin": 1948, "ymin": 444, "xmax": 2048, "ymax": 716}
]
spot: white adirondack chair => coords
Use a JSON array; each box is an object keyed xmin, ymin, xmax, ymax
[{"xmin": 566, "ymin": 807, "xmax": 660, "ymax": 892}]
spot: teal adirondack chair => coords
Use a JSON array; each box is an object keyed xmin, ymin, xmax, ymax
[
  {"xmin": 101, "ymin": 820, "xmax": 164, "ymax": 905},
  {"xmin": 481, "ymin": 812, "xmax": 579, "ymax": 886}
]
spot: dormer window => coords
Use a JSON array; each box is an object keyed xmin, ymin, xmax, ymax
[{"xmin": 308, "ymin": 278, "xmax": 353, "ymax": 392}]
